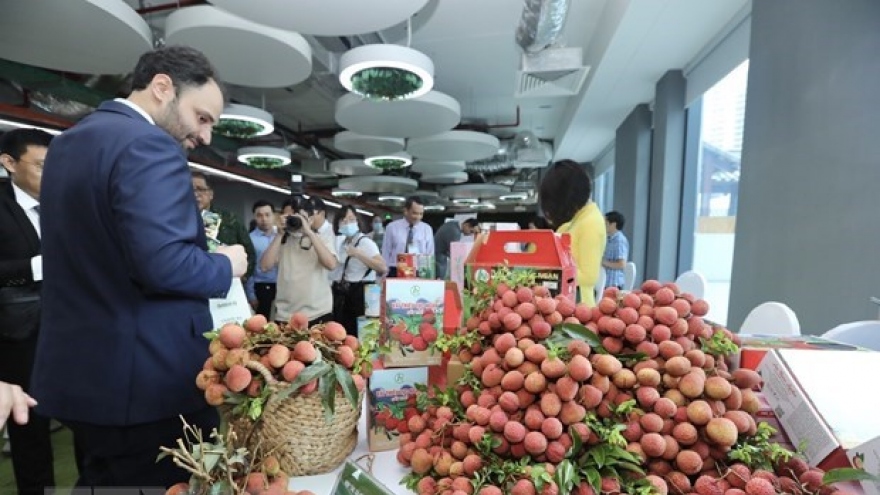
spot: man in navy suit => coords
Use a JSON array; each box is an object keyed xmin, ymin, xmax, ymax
[
  {"xmin": 32, "ymin": 46, "xmax": 248, "ymax": 489},
  {"xmin": 0, "ymin": 128, "xmax": 56, "ymax": 495}
]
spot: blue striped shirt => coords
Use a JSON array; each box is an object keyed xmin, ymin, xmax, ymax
[
  {"xmin": 604, "ymin": 231, "xmax": 629, "ymax": 288},
  {"xmin": 245, "ymin": 227, "xmax": 279, "ymax": 300}
]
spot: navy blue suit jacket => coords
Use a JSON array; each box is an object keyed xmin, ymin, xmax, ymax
[{"xmin": 32, "ymin": 100, "xmax": 232, "ymax": 426}]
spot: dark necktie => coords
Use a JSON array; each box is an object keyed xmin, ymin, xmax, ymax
[
  {"xmin": 405, "ymin": 225, "xmax": 414, "ymax": 253},
  {"xmin": 33, "ymin": 205, "xmax": 40, "ymax": 215}
]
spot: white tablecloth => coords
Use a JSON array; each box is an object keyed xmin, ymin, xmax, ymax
[{"xmin": 287, "ymin": 401, "xmax": 415, "ymax": 494}]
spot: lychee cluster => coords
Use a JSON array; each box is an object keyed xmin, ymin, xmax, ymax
[
  {"xmin": 197, "ymin": 313, "xmax": 367, "ymax": 406},
  {"xmin": 395, "ymin": 280, "xmax": 851, "ymax": 495}
]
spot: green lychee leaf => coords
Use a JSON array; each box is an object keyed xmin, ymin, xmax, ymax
[
  {"xmin": 334, "ymin": 363, "xmax": 359, "ymax": 409},
  {"xmin": 319, "ymin": 373, "xmax": 337, "ymax": 422},
  {"xmin": 203, "ymin": 330, "xmax": 219, "ymax": 340},
  {"xmin": 275, "ymin": 361, "xmax": 332, "ymax": 401},
  {"xmin": 823, "ymin": 467, "xmax": 880, "ymax": 485},
  {"xmin": 554, "ymin": 322, "xmax": 606, "ymax": 351}
]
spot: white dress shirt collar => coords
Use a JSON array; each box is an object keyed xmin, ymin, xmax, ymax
[
  {"xmin": 114, "ymin": 98, "xmax": 155, "ymax": 125},
  {"xmin": 11, "ymin": 182, "xmax": 38, "ymax": 212}
]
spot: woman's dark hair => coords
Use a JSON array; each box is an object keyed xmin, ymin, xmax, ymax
[
  {"xmin": 130, "ymin": 45, "xmax": 221, "ymax": 97},
  {"xmin": 333, "ymin": 205, "xmax": 366, "ymax": 236},
  {"xmin": 539, "ymin": 159, "xmax": 592, "ymax": 226},
  {"xmin": 605, "ymin": 210, "xmax": 626, "ymax": 230}
]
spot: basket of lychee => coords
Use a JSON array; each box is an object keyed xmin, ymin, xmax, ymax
[{"xmin": 197, "ymin": 313, "xmax": 369, "ymax": 477}]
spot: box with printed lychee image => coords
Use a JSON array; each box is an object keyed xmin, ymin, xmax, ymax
[
  {"xmin": 367, "ymin": 367, "xmax": 428, "ymax": 452},
  {"xmin": 381, "ymin": 279, "xmax": 445, "ymax": 368}
]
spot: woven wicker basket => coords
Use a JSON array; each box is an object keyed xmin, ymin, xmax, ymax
[{"xmin": 225, "ymin": 361, "xmax": 362, "ymax": 476}]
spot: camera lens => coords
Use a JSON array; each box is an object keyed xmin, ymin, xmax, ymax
[{"xmin": 286, "ymin": 215, "xmax": 302, "ymax": 231}]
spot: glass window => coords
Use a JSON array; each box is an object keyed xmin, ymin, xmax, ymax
[{"xmin": 692, "ymin": 60, "xmax": 749, "ymax": 325}]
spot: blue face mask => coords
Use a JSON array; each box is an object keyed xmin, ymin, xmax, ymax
[{"xmin": 339, "ymin": 223, "xmax": 359, "ymax": 237}]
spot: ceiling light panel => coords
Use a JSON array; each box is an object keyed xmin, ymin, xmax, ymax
[
  {"xmin": 335, "ymin": 91, "xmax": 461, "ymax": 139},
  {"xmin": 165, "ymin": 6, "xmax": 312, "ymax": 88},
  {"xmin": 207, "ymin": 0, "xmax": 429, "ymax": 36},
  {"xmin": 407, "ymin": 131, "xmax": 501, "ymax": 161}
]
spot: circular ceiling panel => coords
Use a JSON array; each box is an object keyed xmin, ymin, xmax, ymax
[
  {"xmin": 334, "ymin": 132, "xmax": 405, "ymax": 157},
  {"xmin": 440, "ymin": 183, "xmax": 510, "ymax": 199},
  {"xmin": 408, "ymin": 131, "xmax": 501, "ymax": 161},
  {"xmin": 336, "ymin": 91, "xmax": 461, "ymax": 139},
  {"xmin": 421, "ymin": 172, "xmax": 469, "ymax": 185},
  {"xmin": 411, "ymin": 160, "xmax": 467, "ymax": 175},
  {"xmin": 338, "ymin": 176, "xmax": 418, "ymax": 194},
  {"xmin": 209, "ymin": 0, "xmax": 429, "ymax": 36},
  {"xmin": 165, "ymin": 6, "xmax": 312, "ymax": 88},
  {"xmin": 0, "ymin": 0, "xmax": 152, "ymax": 74},
  {"xmin": 329, "ymin": 159, "xmax": 382, "ymax": 176}
]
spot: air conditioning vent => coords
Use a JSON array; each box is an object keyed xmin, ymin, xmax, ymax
[{"xmin": 515, "ymin": 47, "xmax": 590, "ymax": 98}]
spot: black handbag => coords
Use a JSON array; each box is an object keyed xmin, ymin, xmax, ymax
[
  {"xmin": 0, "ymin": 285, "xmax": 41, "ymax": 341},
  {"xmin": 332, "ymin": 236, "xmax": 373, "ymax": 315}
]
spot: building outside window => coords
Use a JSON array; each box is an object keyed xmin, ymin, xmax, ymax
[{"xmin": 692, "ymin": 60, "xmax": 749, "ymax": 325}]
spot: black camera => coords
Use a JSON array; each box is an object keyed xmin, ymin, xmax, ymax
[
  {"xmin": 284, "ymin": 195, "xmax": 313, "ymax": 233},
  {"xmin": 285, "ymin": 214, "xmax": 303, "ymax": 231}
]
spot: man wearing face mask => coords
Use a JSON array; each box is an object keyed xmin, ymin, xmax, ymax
[{"xmin": 261, "ymin": 197, "xmax": 338, "ymax": 327}]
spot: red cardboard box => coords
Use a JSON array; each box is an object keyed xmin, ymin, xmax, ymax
[
  {"xmin": 464, "ymin": 230, "xmax": 576, "ymax": 301},
  {"xmin": 381, "ymin": 279, "xmax": 445, "ymax": 368},
  {"xmin": 734, "ymin": 334, "xmax": 864, "ymax": 370},
  {"xmin": 759, "ymin": 349, "xmax": 880, "ymax": 470}
]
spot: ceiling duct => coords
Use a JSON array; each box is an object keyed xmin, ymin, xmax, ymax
[
  {"xmin": 28, "ymin": 90, "xmax": 94, "ymax": 119},
  {"xmin": 510, "ymin": 130, "xmax": 552, "ymax": 168},
  {"xmin": 515, "ymin": 0, "xmax": 571, "ymax": 54}
]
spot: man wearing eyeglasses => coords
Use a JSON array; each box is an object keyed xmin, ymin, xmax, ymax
[
  {"xmin": 261, "ymin": 196, "xmax": 338, "ymax": 327},
  {"xmin": 191, "ymin": 172, "xmax": 255, "ymax": 278},
  {"xmin": 0, "ymin": 128, "xmax": 56, "ymax": 495}
]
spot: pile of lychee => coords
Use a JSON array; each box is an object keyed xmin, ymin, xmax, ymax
[
  {"xmin": 395, "ymin": 281, "xmax": 851, "ymax": 495},
  {"xmin": 196, "ymin": 313, "xmax": 367, "ymax": 406},
  {"xmin": 164, "ymin": 454, "xmax": 316, "ymax": 495}
]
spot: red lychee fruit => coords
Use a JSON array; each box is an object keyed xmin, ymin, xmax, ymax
[
  {"xmin": 288, "ymin": 312, "xmax": 308, "ymax": 331},
  {"xmin": 224, "ymin": 364, "xmax": 251, "ymax": 393},
  {"xmin": 218, "ymin": 323, "xmax": 246, "ymax": 349},
  {"xmin": 292, "ymin": 341, "xmax": 317, "ymax": 363}
]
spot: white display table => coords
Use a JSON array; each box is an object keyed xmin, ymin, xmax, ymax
[{"xmin": 287, "ymin": 401, "xmax": 414, "ymax": 494}]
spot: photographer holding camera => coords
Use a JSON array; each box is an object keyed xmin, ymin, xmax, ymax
[{"xmin": 260, "ymin": 196, "xmax": 338, "ymax": 327}]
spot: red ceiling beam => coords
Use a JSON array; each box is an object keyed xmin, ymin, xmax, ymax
[{"xmin": 0, "ymin": 103, "xmax": 74, "ymax": 129}]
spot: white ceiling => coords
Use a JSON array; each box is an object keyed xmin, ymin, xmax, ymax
[{"xmin": 3, "ymin": 0, "xmax": 751, "ymax": 211}]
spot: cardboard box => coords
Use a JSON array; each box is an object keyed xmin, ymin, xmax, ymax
[
  {"xmin": 443, "ymin": 281, "xmax": 463, "ymax": 335},
  {"xmin": 465, "ymin": 230, "xmax": 576, "ymax": 301},
  {"xmin": 449, "ymin": 241, "xmax": 474, "ymax": 289},
  {"xmin": 847, "ymin": 436, "xmax": 880, "ymax": 495},
  {"xmin": 735, "ymin": 334, "xmax": 864, "ymax": 370},
  {"xmin": 382, "ymin": 279, "xmax": 445, "ymax": 367},
  {"xmin": 363, "ymin": 283, "xmax": 381, "ymax": 318},
  {"xmin": 759, "ymin": 349, "xmax": 880, "ymax": 470},
  {"xmin": 396, "ymin": 254, "xmax": 435, "ymax": 279},
  {"xmin": 367, "ymin": 367, "xmax": 428, "ymax": 452}
]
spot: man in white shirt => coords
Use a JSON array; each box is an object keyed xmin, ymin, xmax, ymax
[{"xmin": 0, "ymin": 128, "xmax": 56, "ymax": 495}]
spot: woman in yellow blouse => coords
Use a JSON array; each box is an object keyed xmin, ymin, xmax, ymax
[{"xmin": 539, "ymin": 160, "xmax": 607, "ymax": 306}]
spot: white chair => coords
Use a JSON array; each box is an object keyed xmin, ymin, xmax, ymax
[
  {"xmin": 738, "ymin": 302, "xmax": 801, "ymax": 336},
  {"xmin": 594, "ymin": 268, "xmax": 606, "ymax": 301},
  {"xmin": 623, "ymin": 262, "xmax": 637, "ymax": 291},
  {"xmin": 821, "ymin": 320, "xmax": 880, "ymax": 351},
  {"xmin": 675, "ymin": 270, "xmax": 707, "ymax": 299}
]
